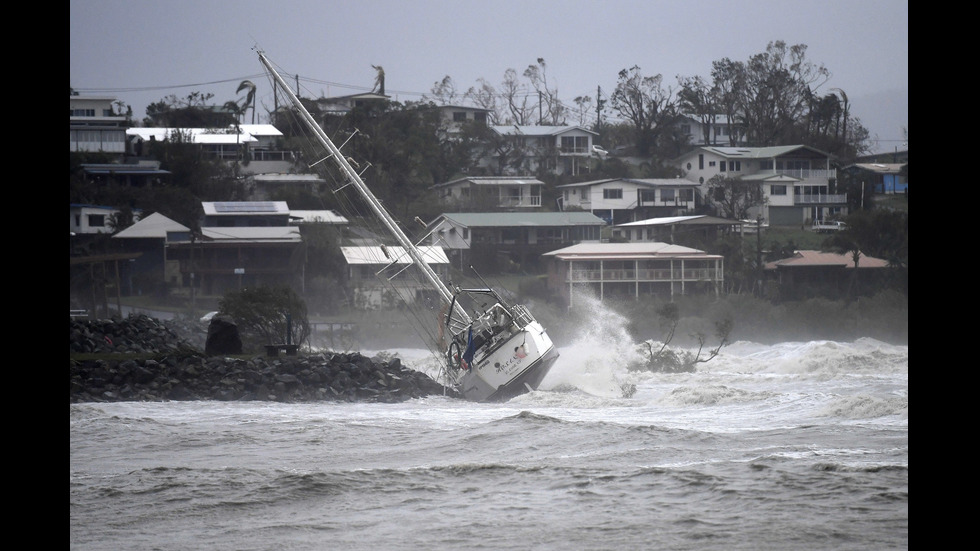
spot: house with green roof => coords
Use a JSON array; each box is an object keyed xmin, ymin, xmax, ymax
[{"xmin": 425, "ymin": 211, "xmax": 606, "ymax": 273}]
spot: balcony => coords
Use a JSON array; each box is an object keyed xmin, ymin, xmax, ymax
[
  {"xmin": 569, "ymin": 268, "xmax": 722, "ymax": 282},
  {"xmin": 499, "ymin": 195, "xmax": 542, "ymax": 207},
  {"xmin": 774, "ymin": 168, "xmax": 837, "ymax": 180},
  {"xmin": 795, "ymin": 194, "xmax": 847, "ymax": 205}
]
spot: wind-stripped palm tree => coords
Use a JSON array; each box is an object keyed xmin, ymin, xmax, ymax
[{"xmin": 237, "ymin": 80, "xmax": 257, "ymax": 123}]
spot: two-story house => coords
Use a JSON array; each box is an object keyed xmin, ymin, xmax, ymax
[
  {"xmin": 673, "ymin": 145, "xmax": 844, "ymax": 226},
  {"xmin": 127, "ymin": 124, "xmax": 296, "ymax": 175},
  {"xmin": 556, "ymin": 178, "xmax": 699, "ymax": 225},
  {"xmin": 164, "ymin": 201, "xmax": 303, "ymax": 295},
  {"xmin": 70, "ymin": 94, "xmax": 128, "ymax": 156},
  {"xmin": 486, "ymin": 125, "xmax": 599, "ymax": 177},
  {"xmin": 612, "ymin": 215, "xmax": 743, "ymax": 245},
  {"xmin": 677, "ymin": 114, "xmax": 746, "ymax": 147},
  {"xmin": 543, "ymin": 242, "xmax": 724, "ymax": 307},
  {"xmin": 431, "ymin": 176, "xmax": 546, "ymax": 210},
  {"xmin": 425, "ymin": 211, "xmax": 606, "ymax": 273}
]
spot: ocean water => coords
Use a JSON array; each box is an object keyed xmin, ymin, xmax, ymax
[{"xmin": 70, "ymin": 307, "xmax": 908, "ymax": 551}]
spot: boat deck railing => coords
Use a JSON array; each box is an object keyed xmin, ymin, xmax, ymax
[{"xmin": 510, "ymin": 304, "xmax": 536, "ymax": 326}]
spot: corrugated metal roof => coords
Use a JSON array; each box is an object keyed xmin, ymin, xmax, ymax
[
  {"xmin": 431, "ymin": 176, "xmax": 544, "ymax": 188},
  {"xmin": 252, "ymin": 173, "xmax": 324, "ymax": 183},
  {"xmin": 199, "ymin": 227, "xmax": 301, "ymax": 242},
  {"xmin": 765, "ymin": 250, "xmax": 889, "ymax": 269},
  {"xmin": 113, "ymin": 213, "xmax": 188, "ymax": 239},
  {"xmin": 556, "ymin": 178, "xmax": 694, "ymax": 189},
  {"xmin": 340, "ymin": 246, "xmax": 449, "ymax": 265},
  {"xmin": 127, "ymin": 127, "xmax": 257, "ymax": 144},
  {"xmin": 439, "ymin": 212, "xmax": 607, "ymax": 227},
  {"xmin": 202, "ymin": 201, "xmax": 290, "ymax": 216},
  {"xmin": 288, "ymin": 210, "xmax": 349, "ymax": 224},
  {"xmin": 543, "ymin": 242, "xmax": 720, "ymax": 260},
  {"xmin": 697, "ymin": 145, "xmax": 830, "ymax": 159},
  {"xmin": 845, "ymin": 163, "xmax": 905, "ymax": 174},
  {"xmin": 491, "ymin": 125, "xmax": 598, "ymax": 136},
  {"xmin": 615, "ymin": 215, "xmax": 739, "ymax": 227}
]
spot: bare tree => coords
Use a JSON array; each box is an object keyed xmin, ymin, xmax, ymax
[
  {"xmin": 609, "ymin": 66, "xmax": 677, "ymax": 157},
  {"xmin": 736, "ymin": 41, "xmax": 830, "ymax": 145},
  {"xmin": 500, "ymin": 68, "xmax": 535, "ymax": 126},
  {"xmin": 464, "ymin": 78, "xmax": 501, "ymax": 125},
  {"xmin": 523, "ymin": 57, "xmax": 566, "ymax": 125},
  {"xmin": 677, "ymin": 75, "xmax": 718, "ymax": 145},
  {"xmin": 704, "ymin": 173, "xmax": 766, "ymax": 220},
  {"xmin": 426, "ymin": 75, "xmax": 459, "ymax": 105}
]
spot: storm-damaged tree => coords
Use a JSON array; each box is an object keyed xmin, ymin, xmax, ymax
[
  {"xmin": 143, "ymin": 91, "xmax": 237, "ymax": 127},
  {"xmin": 703, "ymin": 173, "xmax": 767, "ymax": 220},
  {"xmin": 523, "ymin": 58, "xmax": 567, "ymax": 125},
  {"xmin": 609, "ymin": 66, "xmax": 679, "ymax": 158},
  {"xmin": 632, "ymin": 302, "xmax": 733, "ymax": 374}
]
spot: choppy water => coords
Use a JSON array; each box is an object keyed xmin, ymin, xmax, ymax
[{"xmin": 71, "ymin": 307, "xmax": 907, "ymax": 551}]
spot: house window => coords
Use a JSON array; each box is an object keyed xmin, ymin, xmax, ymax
[
  {"xmin": 719, "ymin": 161, "xmax": 726, "ymax": 172},
  {"xmin": 473, "ymin": 112, "xmax": 487, "ymax": 123},
  {"xmin": 679, "ymin": 189, "xmax": 694, "ymax": 201},
  {"xmin": 463, "ymin": 229, "xmax": 469, "ymax": 239},
  {"xmin": 87, "ymin": 214, "xmax": 106, "ymax": 227},
  {"xmin": 453, "ymin": 112, "xmax": 467, "ymax": 122},
  {"xmin": 729, "ymin": 161, "xmax": 741, "ymax": 171},
  {"xmin": 661, "ymin": 189, "xmax": 675, "ymax": 201},
  {"xmin": 770, "ymin": 185, "xmax": 787, "ymax": 195},
  {"xmin": 603, "ymin": 188, "xmax": 623, "ymax": 199},
  {"xmin": 640, "ymin": 189, "xmax": 656, "ymax": 202},
  {"xmin": 708, "ymin": 161, "xmax": 716, "ymax": 166},
  {"xmin": 759, "ymin": 160, "xmax": 774, "ymax": 170},
  {"xmin": 698, "ymin": 154, "xmax": 704, "ymax": 170},
  {"xmin": 681, "ymin": 124, "xmax": 691, "ymax": 134},
  {"xmin": 560, "ymin": 136, "xmax": 589, "ymax": 153},
  {"xmin": 581, "ymin": 189, "xmax": 590, "ymax": 201}
]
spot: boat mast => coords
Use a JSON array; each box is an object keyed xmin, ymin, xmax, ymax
[{"xmin": 257, "ymin": 51, "xmax": 465, "ymax": 319}]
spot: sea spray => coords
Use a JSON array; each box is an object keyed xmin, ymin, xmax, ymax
[{"xmin": 540, "ymin": 293, "xmax": 646, "ymax": 397}]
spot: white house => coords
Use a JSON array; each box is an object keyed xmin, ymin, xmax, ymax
[
  {"xmin": 70, "ymin": 94, "xmax": 128, "ymax": 155},
  {"xmin": 672, "ymin": 145, "xmax": 845, "ymax": 226},
  {"xmin": 543, "ymin": 242, "xmax": 724, "ymax": 307},
  {"xmin": 431, "ymin": 176, "xmax": 546, "ymax": 209},
  {"xmin": 486, "ymin": 125, "xmax": 599, "ymax": 177},
  {"xmin": 556, "ymin": 178, "xmax": 699, "ymax": 225},
  {"xmin": 677, "ymin": 114, "xmax": 746, "ymax": 147}
]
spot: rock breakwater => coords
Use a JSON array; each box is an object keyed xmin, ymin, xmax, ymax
[{"xmin": 70, "ymin": 314, "xmax": 456, "ymax": 403}]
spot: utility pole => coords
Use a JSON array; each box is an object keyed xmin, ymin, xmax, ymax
[
  {"xmin": 756, "ymin": 216, "xmax": 763, "ymax": 296},
  {"xmin": 596, "ymin": 86, "xmax": 603, "ymax": 131}
]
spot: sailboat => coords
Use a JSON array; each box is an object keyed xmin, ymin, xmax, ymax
[{"xmin": 257, "ymin": 50, "xmax": 560, "ymax": 402}]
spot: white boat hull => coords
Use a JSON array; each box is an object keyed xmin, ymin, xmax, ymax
[{"xmin": 458, "ymin": 321, "xmax": 559, "ymax": 402}]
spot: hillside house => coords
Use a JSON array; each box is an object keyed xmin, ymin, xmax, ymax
[
  {"xmin": 431, "ymin": 176, "xmax": 546, "ymax": 210},
  {"xmin": 70, "ymin": 94, "xmax": 128, "ymax": 156},
  {"xmin": 764, "ymin": 249, "xmax": 891, "ymax": 300},
  {"xmin": 486, "ymin": 125, "xmax": 599, "ymax": 177},
  {"xmin": 672, "ymin": 145, "xmax": 844, "ymax": 226},
  {"xmin": 543, "ymin": 242, "xmax": 724, "ymax": 307},
  {"xmin": 556, "ymin": 178, "xmax": 699, "ymax": 225},
  {"xmin": 426, "ymin": 211, "xmax": 606, "ymax": 273},
  {"xmin": 612, "ymin": 215, "xmax": 743, "ymax": 244}
]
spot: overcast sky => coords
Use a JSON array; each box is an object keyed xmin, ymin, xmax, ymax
[{"xmin": 70, "ymin": 0, "xmax": 908, "ymax": 154}]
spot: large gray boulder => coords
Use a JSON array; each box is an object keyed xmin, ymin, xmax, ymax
[{"xmin": 205, "ymin": 314, "xmax": 242, "ymax": 355}]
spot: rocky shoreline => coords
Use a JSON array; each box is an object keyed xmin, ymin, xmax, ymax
[{"xmin": 70, "ymin": 314, "xmax": 457, "ymax": 403}]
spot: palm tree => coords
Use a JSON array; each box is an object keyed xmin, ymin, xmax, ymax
[{"xmin": 237, "ymin": 80, "xmax": 257, "ymax": 124}]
